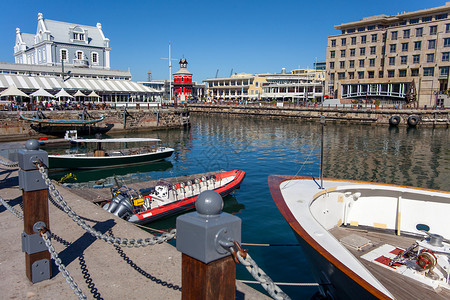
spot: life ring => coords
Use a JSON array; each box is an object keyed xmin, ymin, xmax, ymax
[
  {"xmin": 407, "ymin": 115, "xmax": 420, "ymax": 127},
  {"xmin": 389, "ymin": 115, "xmax": 401, "ymax": 126}
]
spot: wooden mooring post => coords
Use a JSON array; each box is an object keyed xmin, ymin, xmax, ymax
[
  {"xmin": 18, "ymin": 139, "xmax": 51, "ymax": 283},
  {"xmin": 176, "ymin": 190, "xmax": 241, "ymax": 300}
]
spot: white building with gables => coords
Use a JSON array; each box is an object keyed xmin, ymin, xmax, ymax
[{"xmin": 14, "ymin": 13, "xmax": 110, "ymax": 70}]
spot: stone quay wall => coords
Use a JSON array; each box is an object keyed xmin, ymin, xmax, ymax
[
  {"xmin": 188, "ymin": 104, "xmax": 450, "ymax": 127},
  {"xmin": 0, "ymin": 108, "xmax": 190, "ymax": 142}
]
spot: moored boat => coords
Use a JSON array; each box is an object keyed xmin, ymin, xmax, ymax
[
  {"xmin": 269, "ymin": 175, "xmax": 450, "ymax": 300},
  {"xmin": 104, "ymin": 169, "xmax": 246, "ymax": 224},
  {"xmin": 48, "ymin": 137, "xmax": 174, "ymax": 170}
]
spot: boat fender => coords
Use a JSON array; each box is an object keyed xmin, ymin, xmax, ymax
[
  {"xmin": 389, "ymin": 115, "xmax": 401, "ymax": 126},
  {"xmin": 407, "ymin": 115, "xmax": 420, "ymax": 127}
]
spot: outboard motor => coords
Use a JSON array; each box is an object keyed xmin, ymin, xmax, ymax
[{"xmin": 105, "ymin": 192, "xmax": 134, "ymax": 220}]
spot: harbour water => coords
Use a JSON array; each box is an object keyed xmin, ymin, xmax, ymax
[{"xmin": 48, "ymin": 113, "xmax": 449, "ymax": 299}]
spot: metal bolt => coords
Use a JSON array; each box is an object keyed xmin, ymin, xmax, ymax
[
  {"xmin": 195, "ymin": 190, "xmax": 223, "ymax": 217},
  {"xmin": 25, "ymin": 139, "xmax": 40, "ymax": 151}
]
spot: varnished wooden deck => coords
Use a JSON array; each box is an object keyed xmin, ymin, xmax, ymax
[{"xmin": 329, "ymin": 226, "xmax": 450, "ymax": 300}]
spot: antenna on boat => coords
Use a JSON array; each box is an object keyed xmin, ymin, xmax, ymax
[{"xmin": 320, "ymin": 115, "xmax": 325, "ymax": 189}]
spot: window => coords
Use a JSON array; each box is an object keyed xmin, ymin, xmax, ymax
[
  {"xmin": 368, "ymin": 25, "xmax": 375, "ymax": 30},
  {"xmin": 440, "ymin": 66, "xmax": 449, "ymax": 76},
  {"xmin": 427, "ymin": 53, "xmax": 434, "ymax": 63},
  {"xmin": 413, "ymin": 54, "xmax": 420, "ymax": 64},
  {"xmin": 368, "ymin": 46, "xmax": 375, "ymax": 55},
  {"xmin": 388, "ymin": 70, "xmax": 395, "ymax": 77},
  {"xmin": 358, "ymin": 27, "xmax": 365, "ymax": 32},
  {"xmin": 360, "ymin": 47, "xmax": 365, "ymax": 56},
  {"xmin": 391, "ymin": 31, "xmax": 398, "ymax": 40},
  {"xmin": 351, "ymin": 37, "xmax": 356, "ymax": 45},
  {"xmin": 411, "ymin": 69, "xmax": 419, "ymax": 76},
  {"xmin": 369, "ymin": 58, "xmax": 375, "ymax": 67},
  {"xmin": 436, "ymin": 13, "xmax": 448, "ymax": 20},
  {"xmin": 401, "ymin": 43, "xmax": 408, "ymax": 52},
  {"xmin": 331, "ymin": 39, "xmax": 336, "ymax": 47},
  {"xmin": 338, "ymin": 72, "xmax": 346, "ymax": 80},
  {"xmin": 371, "ymin": 34, "xmax": 377, "ymax": 43},
  {"xmin": 442, "ymin": 52, "xmax": 450, "ymax": 62},
  {"xmin": 349, "ymin": 72, "xmax": 355, "ymax": 79},
  {"xmin": 358, "ymin": 71, "xmax": 364, "ymax": 79},
  {"xmin": 329, "ymin": 62, "xmax": 335, "ymax": 69},
  {"xmin": 330, "ymin": 51, "xmax": 335, "ymax": 58},
  {"xmin": 350, "ymin": 49, "xmax": 355, "ymax": 57},
  {"xmin": 414, "ymin": 41, "xmax": 421, "ymax": 51},
  {"xmin": 361, "ymin": 35, "xmax": 366, "ymax": 44},
  {"xmin": 390, "ymin": 44, "xmax": 396, "ymax": 53},
  {"xmin": 359, "ymin": 59, "xmax": 365, "ymax": 67},
  {"xmin": 422, "ymin": 16, "xmax": 432, "ymax": 22},
  {"xmin": 76, "ymin": 51, "xmax": 83, "ymax": 60},
  {"xmin": 341, "ymin": 38, "xmax": 347, "ymax": 46},
  {"xmin": 423, "ymin": 67, "xmax": 434, "ymax": 76},
  {"xmin": 400, "ymin": 56, "xmax": 407, "ymax": 65},
  {"xmin": 92, "ymin": 52, "xmax": 98, "ymax": 64},
  {"xmin": 60, "ymin": 49, "xmax": 67, "ymax": 61},
  {"xmin": 416, "ymin": 27, "xmax": 423, "ymax": 37},
  {"xmin": 430, "ymin": 26, "xmax": 437, "ymax": 35},
  {"xmin": 368, "ymin": 71, "xmax": 374, "ymax": 78},
  {"xmin": 410, "ymin": 18, "xmax": 419, "ymax": 24},
  {"xmin": 379, "ymin": 71, "xmax": 384, "ymax": 78},
  {"xmin": 444, "ymin": 38, "xmax": 450, "ymax": 47},
  {"xmin": 340, "ymin": 61, "xmax": 345, "ymax": 69},
  {"xmin": 403, "ymin": 29, "xmax": 410, "ymax": 38},
  {"xmin": 447, "ymin": 24, "xmax": 450, "ymax": 33},
  {"xmin": 428, "ymin": 40, "xmax": 436, "ymax": 49},
  {"xmin": 349, "ymin": 60, "xmax": 355, "ymax": 68},
  {"xmin": 341, "ymin": 50, "xmax": 346, "ymax": 58},
  {"xmin": 389, "ymin": 57, "xmax": 395, "ymax": 65},
  {"xmin": 399, "ymin": 70, "xmax": 407, "ymax": 77}
]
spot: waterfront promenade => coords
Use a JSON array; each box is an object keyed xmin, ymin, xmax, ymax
[{"xmin": 0, "ymin": 164, "xmax": 269, "ymax": 299}]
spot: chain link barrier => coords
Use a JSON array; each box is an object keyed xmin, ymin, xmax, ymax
[
  {"xmin": 36, "ymin": 162, "xmax": 176, "ymax": 247},
  {"xmin": 41, "ymin": 229, "xmax": 87, "ymax": 300},
  {"xmin": 0, "ymin": 196, "xmax": 23, "ymax": 220},
  {"xmin": 0, "ymin": 158, "xmax": 19, "ymax": 168},
  {"xmin": 230, "ymin": 242, "xmax": 291, "ymax": 300}
]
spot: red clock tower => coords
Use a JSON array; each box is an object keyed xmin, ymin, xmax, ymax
[{"xmin": 173, "ymin": 58, "xmax": 192, "ymax": 104}]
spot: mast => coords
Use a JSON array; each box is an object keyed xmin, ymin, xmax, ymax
[
  {"xmin": 320, "ymin": 115, "xmax": 325, "ymax": 189},
  {"xmin": 161, "ymin": 42, "xmax": 176, "ymax": 103}
]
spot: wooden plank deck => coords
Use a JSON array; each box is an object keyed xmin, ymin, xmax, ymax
[
  {"xmin": 329, "ymin": 226, "xmax": 450, "ymax": 300},
  {"xmin": 67, "ymin": 170, "xmax": 224, "ymax": 205}
]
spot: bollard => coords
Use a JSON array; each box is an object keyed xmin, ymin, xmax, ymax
[
  {"xmin": 177, "ymin": 190, "xmax": 241, "ymax": 300},
  {"xmin": 18, "ymin": 139, "xmax": 51, "ymax": 283}
]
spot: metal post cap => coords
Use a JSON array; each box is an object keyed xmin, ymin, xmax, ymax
[
  {"xmin": 195, "ymin": 190, "xmax": 223, "ymax": 216},
  {"xmin": 25, "ymin": 139, "xmax": 40, "ymax": 150}
]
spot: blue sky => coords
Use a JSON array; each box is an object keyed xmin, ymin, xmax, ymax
[{"xmin": 0, "ymin": 0, "xmax": 445, "ymax": 82}]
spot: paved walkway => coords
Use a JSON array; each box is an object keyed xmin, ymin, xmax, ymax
[{"xmin": 0, "ymin": 165, "xmax": 270, "ymax": 299}]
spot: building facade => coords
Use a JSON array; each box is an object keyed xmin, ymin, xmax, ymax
[
  {"xmin": 14, "ymin": 13, "xmax": 110, "ymax": 70},
  {"xmin": 204, "ymin": 68, "xmax": 325, "ymax": 103},
  {"xmin": 326, "ymin": 2, "xmax": 450, "ymax": 107}
]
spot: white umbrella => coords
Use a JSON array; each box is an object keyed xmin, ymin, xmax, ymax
[
  {"xmin": 54, "ymin": 88, "xmax": 74, "ymax": 98},
  {"xmin": 0, "ymin": 85, "xmax": 29, "ymax": 98},
  {"xmin": 30, "ymin": 88, "xmax": 54, "ymax": 98},
  {"xmin": 87, "ymin": 91, "xmax": 100, "ymax": 98},
  {"xmin": 73, "ymin": 90, "xmax": 86, "ymax": 97}
]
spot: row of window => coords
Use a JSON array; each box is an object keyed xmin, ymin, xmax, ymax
[
  {"xmin": 60, "ymin": 49, "xmax": 99, "ymax": 64},
  {"xmin": 333, "ymin": 66, "xmax": 447, "ymax": 80},
  {"xmin": 331, "ymin": 24, "xmax": 450, "ymax": 47},
  {"xmin": 341, "ymin": 13, "xmax": 448, "ymax": 34},
  {"xmin": 329, "ymin": 52, "xmax": 449, "ymax": 69},
  {"xmin": 330, "ymin": 38, "xmax": 450, "ymax": 58}
]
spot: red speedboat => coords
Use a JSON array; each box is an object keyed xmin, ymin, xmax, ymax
[{"xmin": 104, "ymin": 170, "xmax": 246, "ymax": 224}]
